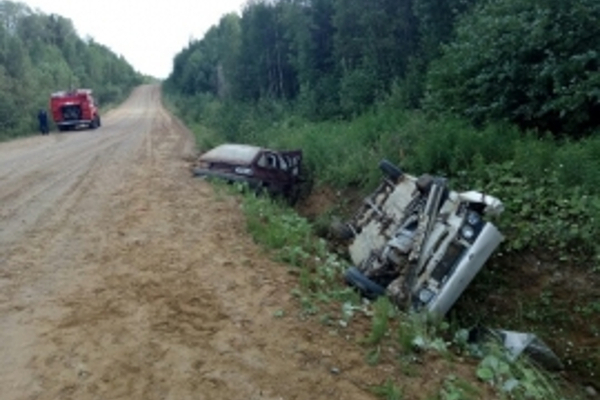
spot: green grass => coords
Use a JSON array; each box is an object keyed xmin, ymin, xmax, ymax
[
  {"xmin": 371, "ymin": 379, "xmax": 405, "ymax": 400},
  {"xmin": 364, "ymin": 297, "xmax": 396, "ymax": 345},
  {"xmin": 175, "ymin": 89, "xmax": 600, "ymax": 269},
  {"xmin": 440, "ymin": 374, "xmax": 481, "ymax": 400},
  {"xmin": 475, "ymin": 345, "xmax": 570, "ymax": 400}
]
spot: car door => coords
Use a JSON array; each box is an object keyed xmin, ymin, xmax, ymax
[
  {"xmin": 279, "ymin": 151, "xmax": 302, "ymax": 180},
  {"xmin": 254, "ymin": 151, "xmax": 285, "ymax": 192}
]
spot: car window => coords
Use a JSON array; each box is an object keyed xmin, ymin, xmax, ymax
[
  {"xmin": 280, "ymin": 152, "xmax": 301, "ymax": 176},
  {"xmin": 257, "ymin": 153, "xmax": 279, "ymax": 169},
  {"xmin": 256, "ymin": 154, "xmax": 267, "ymax": 168},
  {"xmin": 278, "ymin": 155, "xmax": 288, "ymax": 171}
]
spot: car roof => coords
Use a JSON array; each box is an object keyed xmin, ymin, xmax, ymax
[
  {"xmin": 51, "ymin": 89, "xmax": 93, "ymax": 98},
  {"xmin": 199, "ymin": 144, "xmax": 263, "ymax": 165}
]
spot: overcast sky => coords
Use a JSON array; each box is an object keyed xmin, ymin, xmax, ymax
[{"xmin": 21, "ymin": 0, "xmax": 248, "ymax": 78}]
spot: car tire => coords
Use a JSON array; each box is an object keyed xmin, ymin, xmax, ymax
[
  {"xmin": 379, "ymin": 159, "xmax": 403, "ymax": 182},
  {"xmin": 330, "ymin": 220, "xmax": 354, "ymax": 240},
  {"xmin": 345, "ymin": 266, "xmax": 386, "ymax": 299}
]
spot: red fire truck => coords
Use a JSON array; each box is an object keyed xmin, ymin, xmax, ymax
[{"xmin": 50, "ymin": 89, "xmax": 101, "ymax": 131}]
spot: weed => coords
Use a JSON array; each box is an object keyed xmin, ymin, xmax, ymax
[
  {"xmin": 364, "ymin": 297, "xmax": 395, "ymax": 345},
  {"xmin": 319, "ymin": 313, "xmax": 333, "ymax": 326},
  {"xmin": 299, "ymin": 296, "xmax": 319, "ymax": 315},
  {"xmin": 574, "ymin": 300, "xmax": 600, "ymax": 318},
  {"xmin": 340, "ymin": 300, "xmax": 370, "ymax": 323},
  {"xmin": 327, "ymin": 286, "xmax": 362, "ymax": 303},
  {"xmin": 475, "ymin": 344, "xmax": 567, "ymax": 400},
  {"xmin": 299, "ymin": 266, "xmax": 312, "ymax": 292},
  {"xmin": 366, "ymin": 346, "xmax": 381, "ymax": 365},
  {"xmin": 396, "ymin": 312, "xmax": 450, "ymax": 355},
  {"xmin": 399, "ymin": 356, "xmax": 419, "ymax": 377},
  {"xmin": 397, "ymin": 317, "xmax": 418, "ymax": 354},
  {"xmin": 371, "ymin": 379, "xmax": 404, "ymax": 400},
  {"xmin": 440, "ymin": 374, "xmax": 481, "ymax": 400}
]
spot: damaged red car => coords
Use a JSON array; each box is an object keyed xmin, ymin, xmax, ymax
[{"xmin": 192, "ymin": 144, "xmax": 305, "ymax": 203}]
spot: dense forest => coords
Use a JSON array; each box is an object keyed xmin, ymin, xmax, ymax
[
  {"xmin": 0, "ymin": 1, "xmax": 142, "ymax": 138},
  {"xmin": 165, "ymin": 0, "xmax": 600, "ymax": 388},
  {"xmin": 166, "ymin": 0, "xmax": 599, "ymax": 136}
]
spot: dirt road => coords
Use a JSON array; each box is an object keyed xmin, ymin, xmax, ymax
[{"xmin": 0, "ymin": 85, "xmax": 389, "ymax": 400}]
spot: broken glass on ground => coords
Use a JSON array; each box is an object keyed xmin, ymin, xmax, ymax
[{"xmin": 469, "ymin": 327, "xmax": 564, "ymax": 370}]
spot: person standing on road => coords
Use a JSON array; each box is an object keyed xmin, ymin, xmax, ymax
[{"xmin": 38, "ymin": 109, "xmax": 49, "ymax": 135}]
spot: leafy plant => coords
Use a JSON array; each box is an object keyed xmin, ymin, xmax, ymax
[
  {"xmin": 476, "ymin": 347, "xmax": 566, "ymax": 400},
  {"xmin": 364, "ymin": 297, "xmax": 395, "ymax": 345},
  {"xmin": 440, "ymin": 374, "xmax": 481, "ymax": 400},
  {"xmin": 371, "ymin": 379, "xmax": 404, "ymax": 400},
  {"xmin": 396, "ymin": 312, "xmax": 450, "ymax": 355},
  {"xmin": 366, "ymin": 346, "xmax": 382, "ymax": 365}
]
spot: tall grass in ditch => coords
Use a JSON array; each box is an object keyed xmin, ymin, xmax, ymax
[
  {"xmin": 242, "ymin": 111, "xmax": 408, "ymax": 190},
  {"xmin": 169, "ymin": 87, "xmax": 600, "ymax": 265},
  {"xmin": 239, "ymin": 188, "xmax": 358, "ymax": 305},
  {"xmin": 212, "ymin": 97, "xmax": 600, "ymax": 268},
  {"xmin": 276, "ymin": 105, "xmax": 597, "ymax": 266}
]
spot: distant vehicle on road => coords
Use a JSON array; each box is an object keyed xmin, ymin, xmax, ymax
[
  {"xmin": 192, "ymin": 143, "xmax": 305, "ymax": 203},
  {"xmin": 50, "ymin": 89, "xmax": 101, "ymax": 132}
]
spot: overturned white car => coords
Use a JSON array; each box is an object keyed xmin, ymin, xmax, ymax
[{"xmin": 342, "ymin": 160, "xmax": 504, "ymax": 316}]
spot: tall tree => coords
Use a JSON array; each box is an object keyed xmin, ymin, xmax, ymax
[
  {"xmin": 425, "ymin": 0, "xmax": 600, "ymax": 136},
  {"xmin": 236, "ymin": 0, "xmax": 298, "ymax": 100},
  {"xmin": 413, "ymin": 0, "xmax": 479, "ymax": 62},
  {"xmin": 288, "ymin": 0, "xmax": 338, "ymax": 117},
  {"xmin": 334, "ymin": 0, "xmax": 419, "ymax": 115}
]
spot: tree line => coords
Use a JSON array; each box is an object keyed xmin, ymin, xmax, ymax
[
  {"xmin": 0, "ymin": 1, "xmax": 143, "ymax": 137},
  {"xmin": 166, "ymin": 0, "xmax": 600, "ymax": 137}
]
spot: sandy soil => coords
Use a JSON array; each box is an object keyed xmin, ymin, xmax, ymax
[{"xmin": 0, "ymin": 85, "xmax": 407, "ymax": 400}]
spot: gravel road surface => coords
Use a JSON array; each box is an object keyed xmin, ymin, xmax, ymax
[{"xmin": 0, "ymin": 85, "xmax": 386, "ymax": 400}]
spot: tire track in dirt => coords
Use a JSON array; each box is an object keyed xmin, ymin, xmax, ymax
[
  {"xmin": 0, "ymin": 85, "xmax": 390, "ymax": 400},
  {"xmin": 0, "ymin": 111, "xmax": 145, "ymax": 254}
]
